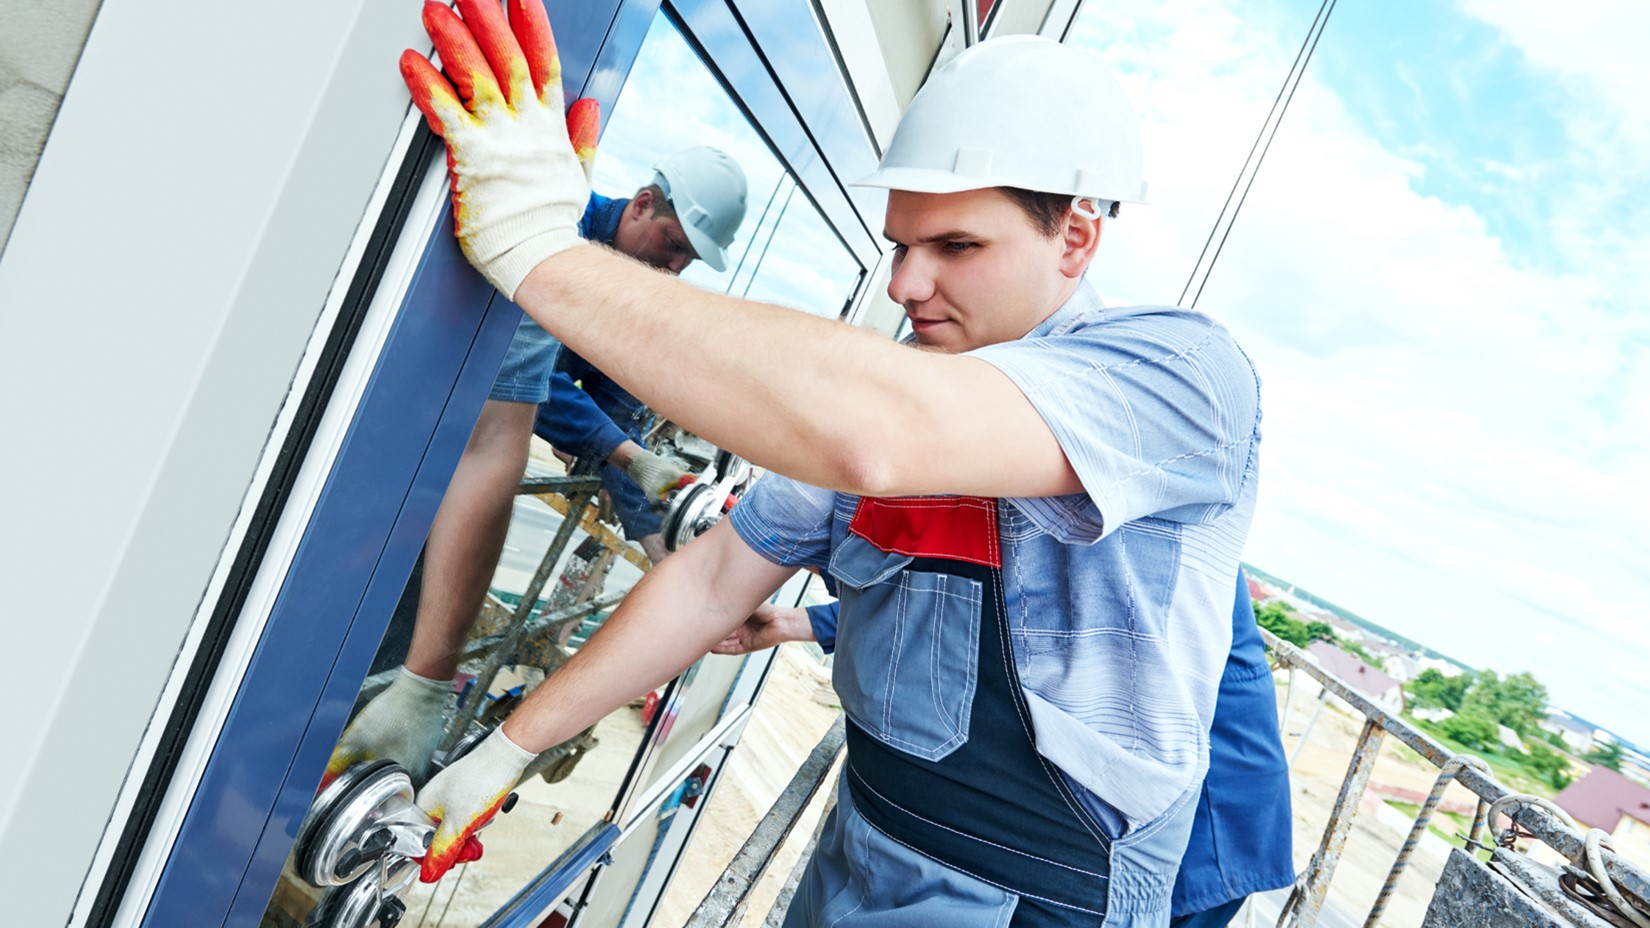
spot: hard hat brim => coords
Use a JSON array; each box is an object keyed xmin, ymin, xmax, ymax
[
  {"xmin": 679, "ymin": 220, "xmax": 729, "ymax": 272},
  {"xmin": 851, "ymin": 166, "xmax": 1000, "ymax": 195}
]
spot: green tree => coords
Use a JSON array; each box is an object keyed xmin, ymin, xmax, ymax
[
  {"xmin": 1586, "ymin": 741, "xmax": 1625, "ymax": 772},
  {"xmin": 1439, "ymin": 711, "xmax": 1499, "ymax": 751},
  {"xmin": 1305, "ymin": 621, "xmax": 1335, "ymax": 643},
  {"xmin": 1523, "ymin": 741, "xmax": 1572, "ymax": 790},
  {"xmin": 1407, "ymin": 668, "xmax": 1473, "ymax": 711},
  {"xmin": 1461, "ymin": 669, "xmax": 1549, "ymax": 737},
  {"xmin": 1254, "ymin": 600, "xmax": 1310, "ymax": 647}
]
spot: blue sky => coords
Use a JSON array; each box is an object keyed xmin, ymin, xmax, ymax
[
  {"xmin": 583, "ymin": 5, "xmax": 1649, "ymax": 746},
  {"xmin": 1067, "ymin": 0, "xmax": 1650, "ymax": 745}
]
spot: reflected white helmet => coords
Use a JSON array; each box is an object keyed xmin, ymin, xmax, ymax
[
  {"xmin": 855, "ymin": 36, "xmax": 1147, "ymax": 209},
  {"xmin": 652, "ymin": 146, "xmax": 749, "ymax": 271}
]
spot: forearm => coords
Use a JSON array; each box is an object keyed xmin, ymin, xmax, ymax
[
  {"xmin": 517, "ymin": 247, "xmax": 973, "ymax": 494},
  {"xmin": 606, "ymin": 439, "xmax": 644, "ymax": 469},
  {"xmin": 499, "ymin": 520, "xmax": 793, "ymax": 752}
]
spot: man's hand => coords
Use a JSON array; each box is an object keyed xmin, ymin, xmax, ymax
[
  {"xmin": 324, "ymin": 667, "xmax": 452, "ymax": 788},
  {"xmin": 400, "ymin": 0, "xmax": 599, "ymax": 298},
  {"xmin": 414, "ymin": 727, "xmax": 535, "ymax": 882},
  {"xmin": 625, "ymin": 448, "xmax": 694, "ymax": 503},
  {"xmin": 712, "ymin": 603, "xmax": 816, "ymax": 655}
]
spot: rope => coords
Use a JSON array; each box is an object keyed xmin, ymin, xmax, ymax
[
  {"xmin": 1178, "ymin": 0, "xmax": 1340, "ymax": 309},
  {"xmin": 1363, "ymin": 754, "xmax": 1489, "ymax": 927},
  {"xmin": 1486, "ymin": 793, "xmax": 1579, "ymax": 849},
  {"xmin": 1576, "ymin": 828, "xmax": 1650, "ymax": 928}
]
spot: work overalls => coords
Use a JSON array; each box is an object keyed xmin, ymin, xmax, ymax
[{"xmin": 788, "ymin": 495, "xmax": 1182, "ymax": 927}]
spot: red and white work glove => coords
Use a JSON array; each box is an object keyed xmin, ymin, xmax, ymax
[
  {"xmin": 324, "ymin": 667, "xmax": 453, "ymax": 788},
  {"xmin": 626, "ymin": 449, "xmax": 694, "ymax": 503},
  {"xmin": 414, "ymin": 726, "xmax": 535, "ymax": 883},
  {"xmin": 400, "ymin": 0, "xmax": 599, "ymax": 299}
]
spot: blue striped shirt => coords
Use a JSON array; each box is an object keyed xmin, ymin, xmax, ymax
[{"xmin": 730, "ymin": 279, "xmax": 1262, "ymax": 831}]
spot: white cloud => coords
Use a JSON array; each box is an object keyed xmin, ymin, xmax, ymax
[{"xmin": 1070, "ymin": 0, "xmax": 1650, "ymax": 744}]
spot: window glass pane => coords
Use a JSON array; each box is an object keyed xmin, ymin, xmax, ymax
[{"xmin": 257, "ymin": 12, "xmax": 865, "ymax": 928}]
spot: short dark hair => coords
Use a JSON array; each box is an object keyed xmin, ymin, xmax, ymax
[
  {"xmin": 638, "ymin": 183, "xmax": 678, "ymax": 220},
  {"xmin": 997, "ymin": 187, "xmax": 1120, "ymax": 238}
]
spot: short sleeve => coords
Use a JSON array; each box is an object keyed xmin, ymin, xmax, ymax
[
  {"xmin": 968, "ymin": 307, "xmax": 1260, "ymax": 543},
  {"xmin": 727, "ymin": 472, "xmax": 836, "ymax": 570}
]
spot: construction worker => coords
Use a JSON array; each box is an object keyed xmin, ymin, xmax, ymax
[
  {"xmin": 323, "ymin": 143, "xmax": 749, "ymax": 785},
  {"xmin": 714, "ymin": 568, "xmax": 1295, "ymax": 926},
  {"xmin": 398, "ymin": 2, "xmax": 1263, "ymax": 923}
]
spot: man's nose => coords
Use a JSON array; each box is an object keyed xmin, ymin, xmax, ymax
[
  {"xmin": 667, "ymin": 253, "xmax": 691, "ymax": 275},
  {"xmin": 885, "ymin": 250, "xmax": 935, "ymax": 306}
]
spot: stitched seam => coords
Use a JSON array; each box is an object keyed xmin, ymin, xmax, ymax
[
  {"xmin": 824, "ymin": 807, "xmax": 870, "ymax": 928},
  {"xmin": 884, "ymin": 580, "xmax": 905, "ymax": 737},
  {"xmin": 855, "ymin": 809, "xmax": 1106, "ymax": 915},
  {"xmin": 846, "ymin": 764, "xmax": 1107, "ymax": 878},
  {"xmin": 1017, "ymin": 325, "xmax": 1220, "ymax": 395},
  {"xmin": 1089, "ymin": 434, "xmax": 1250, "ymax": 505},
  {"xmin": 931, "ymin": 576, "xmax": 955, "ymax": 736},
  {"xmin": 989, "ymin": 577, "xmax": 1113, "ymax": 852}
]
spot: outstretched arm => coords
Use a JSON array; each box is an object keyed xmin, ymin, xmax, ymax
[
  {"xmin": 401, "ymin": 0, "xmax": 1082, "ymax": 501},
  {"xmin": 414, "ymin": 518, "xmax": 795, "ymax": 881},
  {"xmin": 515, "ymin": 249, "xmax": 1080, "ymax": 499},
  {"xmin": 501, "ymin": 518, "xmax": 794, "ymax": 751}
]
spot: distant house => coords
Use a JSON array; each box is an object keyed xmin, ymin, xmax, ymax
[
  {"xmin": 1554, "ymin": 767, "xmax": 1650, "ymax": 869},
  {"xmin": 1416, "ymin": 656, "xmax": 1467, "ymax": 678},
  {"xmin": 1540, "ymin": 712, "xmax": 1599, "ymax": 755},
  {"xmin": 1307, "ymin": 640, "xmax": 1405, "ymax": 715},
  {"xmin": 1246, "ymin": 575, "xmax": 1268, "ymax": 602},
  {"xmin": 1381, "ymin": 653, "xmax": 1421, "ymax": 684}
]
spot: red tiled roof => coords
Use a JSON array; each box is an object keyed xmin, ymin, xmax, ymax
[
  {"xmin": 1307, "ymin": 640, "xmax": 1403, "ymax": 702},
  {"xmin": 1554, "ymin": 767, "xmax": 1650, "ymax": 832},
  {"xmin": 1247, "ymin": 576, "xmax": 1267, "ymax": 601}
]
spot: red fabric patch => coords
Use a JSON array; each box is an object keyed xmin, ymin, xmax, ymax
[{"xmin": 849, "ymin": 496, "xmax": 1000, "ymax": 569}]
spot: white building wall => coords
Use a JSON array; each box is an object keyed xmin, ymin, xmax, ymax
[
  {"xmin": 0, "ymin": 1, "xmax": 425, "ymax": 922},
  {"xmin": 0, "ymin": 0, "xmax": 101, "ymax": 253}
]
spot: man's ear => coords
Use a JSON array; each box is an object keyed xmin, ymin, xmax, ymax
[
  {"xmin": 1058, "ymin": 206, "xmax": 1102, "ymax": 280},
  {"xmin": 629, "ymin": 188, "xmax": 654, "ymax": 216}
]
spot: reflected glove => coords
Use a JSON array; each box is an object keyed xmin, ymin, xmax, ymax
[
  {"xmin": 414, "ymin": 726, "xmax": 535, "ymax": 883},
  {"xmin": 325, "ymin": 667, "xmax": 453, "ymax": 787},
  {"xmin": 400, "ymin": 0, "xmax": 600, "ymax": 298},
  {"xmin": 626, "ymin": 449, "xmax": 694, "ymax": 503}
]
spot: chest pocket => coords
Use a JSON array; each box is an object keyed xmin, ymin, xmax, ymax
[{"xmin": 828, "ymin": 533, "xmax": 983, "ymax": 762}]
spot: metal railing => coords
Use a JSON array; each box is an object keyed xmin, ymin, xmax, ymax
[
  {"xmin": 683, "ymin": 630, "xmax": 1650, "ymax": 927},
  {"xmin": 1262, "ymin": 629, "xmax": 1650, "ymax": 928}
]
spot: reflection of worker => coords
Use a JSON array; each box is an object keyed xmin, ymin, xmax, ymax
[
  {"xmin": 324, "ymin": 145, "xmax": 748, "ymax": 785},
  {"xmin": 534, "ymin": 147, "xmax": 749, "ymax": 565},
  {"xmin": 715, "ymin": 569, "xmax": 1295, "ymax": 927},
  {"xmin": 400, "ymin": 2, "xmax": 1263, "ymax": 918}
]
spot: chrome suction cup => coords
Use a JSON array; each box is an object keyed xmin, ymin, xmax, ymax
[
  {"xmin": 296, "ymin": 761, "xmax": 433, "ymax": 889},
  {"xmin": 661, "ymin": 449, "xmax": 753, "ymax": 551}
]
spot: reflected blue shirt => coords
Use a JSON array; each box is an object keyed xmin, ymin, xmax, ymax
[{"xmin": 532, "ymin": 194, "xmax": 665, "ymax": 538}]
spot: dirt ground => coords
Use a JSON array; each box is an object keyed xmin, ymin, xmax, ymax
[{"xmin": 655, "ymin": 664, "xmax": 1476, "ymax": 928}]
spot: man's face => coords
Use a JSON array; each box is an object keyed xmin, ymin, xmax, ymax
[
  {"xmin": 883, "ymin": 188, "xmax": 1078, "ymax": 354},
  {"xmin": 613, "ymin": 189, "xmax": 698, "ymax": 275}
]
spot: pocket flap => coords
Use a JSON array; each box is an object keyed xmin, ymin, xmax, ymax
[{"xmin": 827, "ymin": 533, "xmax": 914, "ymax": 589}]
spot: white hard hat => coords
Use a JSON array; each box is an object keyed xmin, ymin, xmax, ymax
[
  {"xmin": 855, "ymin": 35, "xmax": 1147, "ymax": 207},
  {"xmin": 653, "ymin": 146, "xmax": 749, "ymax": 271}
]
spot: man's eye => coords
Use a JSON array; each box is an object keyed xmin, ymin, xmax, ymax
[{"xmin": 943, "ymin": 241, "xmax": 978, "ymax": 254}]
